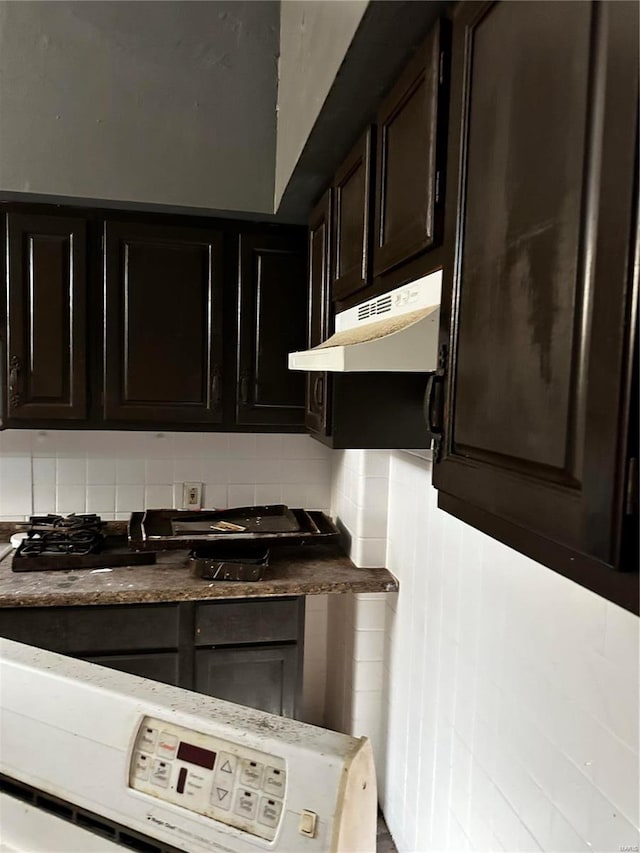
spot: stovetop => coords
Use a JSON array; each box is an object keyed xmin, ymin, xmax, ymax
[
  {"xmin": 20, "ymin": 514, "xmax": 105, "ymax": 557},
  {"xmin": 11, "ymin": 514, "xmax": 156, "ymax": 573}
]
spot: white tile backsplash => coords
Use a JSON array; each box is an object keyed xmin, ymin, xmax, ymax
[
  {"xmin": 327, "ymin": 449, "xmax": 640, "ymax": 853},
  {"xmin": 115, "ymin": 484, "xmax": 145, "ymax": 513},
  {"xmin": 227, "ymin": 484, "xmax": 256, "ymax": 507},
  {"xmin": 0, "ymin": 456, "xmax": 32, "ymax": 517},
  {"xmin": 0, "ymin": 430, "xmax": 332, "ymax": 520},
  {"xmin": 86, "ymin": 485, "xmax": 116, "ymax": 513},
  {"xmin": 32, "ymin": 457, "xmax": 56, "ymax": 485},
  {"xmin": 144, "ymin": 484, "xmax": 173, "ymax": 509},
  {"xmin": 56, "ymin": 483, "xmax": 87, "ymax": 514},
  {"xmin": 57, "ymin": 457, "xmax": 87, "ymax": 485},
  {"xmin": 87, "ymin": 458, "xmax": 116, "ymax": 485}
]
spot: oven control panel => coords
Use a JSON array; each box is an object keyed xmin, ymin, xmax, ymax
[{"xmin": 129, "ymin": 716, "xmax": 287, "ymax": 842}]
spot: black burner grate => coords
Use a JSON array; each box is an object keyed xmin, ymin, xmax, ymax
[{"xmin": 21, "ymin": 514, "xmax": 105, "ymax": 557}]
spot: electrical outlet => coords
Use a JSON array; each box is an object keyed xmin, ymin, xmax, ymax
[{"xmin": 182, "ymin": 482, "xmax": 202, "ymax": 510}]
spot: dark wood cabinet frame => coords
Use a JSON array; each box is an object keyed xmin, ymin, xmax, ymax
[{"xmin": 305, "ymin": 190, "xmax": 333, "ymax": 436}]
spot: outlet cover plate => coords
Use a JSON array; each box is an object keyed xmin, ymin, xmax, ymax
[{"xmin": 182, "ymin": 482, "xmax": 202, "ymax": 510}]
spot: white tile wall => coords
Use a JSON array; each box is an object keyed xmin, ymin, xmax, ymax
[
  {"xmin": 0, "ymin": 430, "xmax": 332, "ymax": 520},
  {"xmin": 331, "ymin": 449, "xmax": 390, "ymax": 567},
  {"xmin": 328, "ymin": 449, "xmax": 640, "ymax": 853},
  {"xmin": 0, "ymin": 428, "xmax": 333, "ymax": 725}
]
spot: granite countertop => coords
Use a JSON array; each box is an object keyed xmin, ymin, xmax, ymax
[{"xmin": 0, "ymin": 535, "xmax": 398, "ymax": 607}]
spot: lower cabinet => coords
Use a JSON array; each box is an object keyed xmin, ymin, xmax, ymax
[
  {"xmin": 0, "ymin": 597, "xmax": 305, "ymax": 718},
  {"xmin": 195, "ymin": 646, "xmax": 299, "ymax": 718}
]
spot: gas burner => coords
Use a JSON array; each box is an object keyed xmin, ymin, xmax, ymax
[
  {"xmin": 21, "ymin": 514, "xmax": 105, "ymax": 557},
  {"xmin": 29, "ymin": 514, "xmax": 103, "ymax": 532}
]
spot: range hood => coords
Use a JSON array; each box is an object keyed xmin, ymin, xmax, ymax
[{"xmin": 289, "ymin": 271, "xmax": 441, "ymax": 372}]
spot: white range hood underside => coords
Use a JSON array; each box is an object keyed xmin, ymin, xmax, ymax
[
  {"xmin": 289, "ymin": 271, "xmax": 443, "ymax": 373},
  {"xmin": 289, "ymin": 305, "xmax": 440, "ymax": 372}
]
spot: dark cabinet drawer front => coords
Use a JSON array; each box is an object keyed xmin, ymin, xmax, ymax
[
  {"xmin": 0, "ymin": 604, "xmax": 179, "ymax": 654},
  {"xmin": 195, "ymin": 599, "xmax": 301, "ymax": 646}
]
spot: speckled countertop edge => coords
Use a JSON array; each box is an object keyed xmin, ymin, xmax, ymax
[{"xmin": 0, "ymin": 541, "xmax": 399, "ymax": 607}]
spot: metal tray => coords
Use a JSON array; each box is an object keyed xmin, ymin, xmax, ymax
[
  {"xmin": 190, "ymin": 544, "xmax": 270, "ymax": 582},
  {"xmin": 129, "ymin": 507, "xmax": 339, "ymax": 551},
  {"xmin": 171, "ymin": 505, "xmax": 302, "ymax": 535}
]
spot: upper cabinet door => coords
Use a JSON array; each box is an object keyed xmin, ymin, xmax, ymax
[
  {"xmin": 104, "ymin": 221, "xmax": 223, "ymax": 424},
  {"xmin": 236, "ymin": 231, "xmax": 307, "ymax": 427},
  {"xmin": 306, "ymin": 191, "xmax": 332, "ymax": 436},
  {"xmin": 5, "ymin": 213, "xmax": 87, "ymax": 421},
  {"xmin": 331, "ymin": 129, "xmax": 374, "ymax": 302},
  {"xmin": 373, "ymin": 20, "xmax": 449, "ymax": 277},
  {"xmin": 433, "ymin": 1, "xmax": 639, "ymax": 610}
]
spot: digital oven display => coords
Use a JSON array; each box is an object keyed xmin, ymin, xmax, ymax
[{"xmin": 177, "ymin": 741, "xmax": 217, "ymax": 770}]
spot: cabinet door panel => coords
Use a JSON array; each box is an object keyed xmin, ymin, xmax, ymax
[
  {"xmin": 332, "ymin": 129, "xmax": 373, "ymax": 302},
  {"xmin": 236, "ymin": 232, "xmax": 306, "ymax": 427},
  {"xmin": 195, "ymin": 646, "xmax": 299, "ymax": 718},
  {"xmin": 306, "ymin": 191, "xmax": 332, "ymax": 435},
  {"xmin": 6, "ymin": 214, "xmax": 87, "ymax": 420},
  {"xmin": 83, "ymin": 652, "xmax": 179, "ymax": 687},
  {"xmin": 434, "ymin": 1, "xmax": 638, "ymax": 611},
  {"xmin": 104, "ymin": 221, "xmax": 223, "ymax": 423},
  {"xmin": 374, "ymin": 22, "xmax": 447, "ymax": 276}
]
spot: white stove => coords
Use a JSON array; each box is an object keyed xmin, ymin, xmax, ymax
[{"xmin": 0, "ymin": 638, "xmax": 376, "ymax": 852}]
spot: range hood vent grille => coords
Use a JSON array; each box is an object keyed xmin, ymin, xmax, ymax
[{"xmin": 358, "ymin": 294, "xmax": 393, "ymax": 321}]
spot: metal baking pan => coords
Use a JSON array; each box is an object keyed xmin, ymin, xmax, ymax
[
  {"xmin": 190, "ymin": 544, "xmax": 270, "ymax": 582},
  {"xmin": 129, "ymin": 506, "xmax": 339, "ymax": 551},
  {"xmin": 171, "ymin": 505, "xmax": 302, "ymax": 535}
]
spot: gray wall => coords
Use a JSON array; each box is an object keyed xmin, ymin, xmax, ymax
[
  {"xmin": 275, "ymin": 0, "xmax": 368, "ymax": 209},
  {"xmin": 0, "ymin": 1, "xmax": 279, "ymax": 214}
]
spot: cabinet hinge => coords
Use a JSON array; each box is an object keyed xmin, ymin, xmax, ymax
[
  {"xmin": 427, "ymin": 343, "xmax": 448, "ymax": 463},
  {"xmin": 437, "ymin": 342, "xmax": 448, "ymax": 372},
  {"xmin": 435, "ymin": 171, "xmax": 441, "ymax": 204},
  {"xmin": 625, "ymin": 457, "xmax": 638, "ymax": 516}
]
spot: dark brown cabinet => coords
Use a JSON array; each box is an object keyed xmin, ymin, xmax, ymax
[
  {"xmin": 104, "ymin": 221, "xmax": 224, "ymax": 424},
  {"xmin": 373, "ymin": 21, "xmax": 449, "ymax": 277},
  {"xmin": 305, "ymin": 191, "xmax": 332, "ymax": 435},
  {"xmin": 331, "ymin": 129, "xmax": 374, "ymax": 302},
  {"xmin": 432, "ymin": 1, "xmax": 639, "ymax": 612},
  {"xmin": 0, "ymin": 597, "xmax": 305, "ymax": 717},
  {"xmin": 236, "ymin": 232, "xmax": 307, "ymax": 428},
  {"xmin": 2, "ymin": 206, "xmax": 308, "ymax": 433},
  {"xmin": 5, "ymin": 213, "xmax": 87, "ymax": 421}
]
